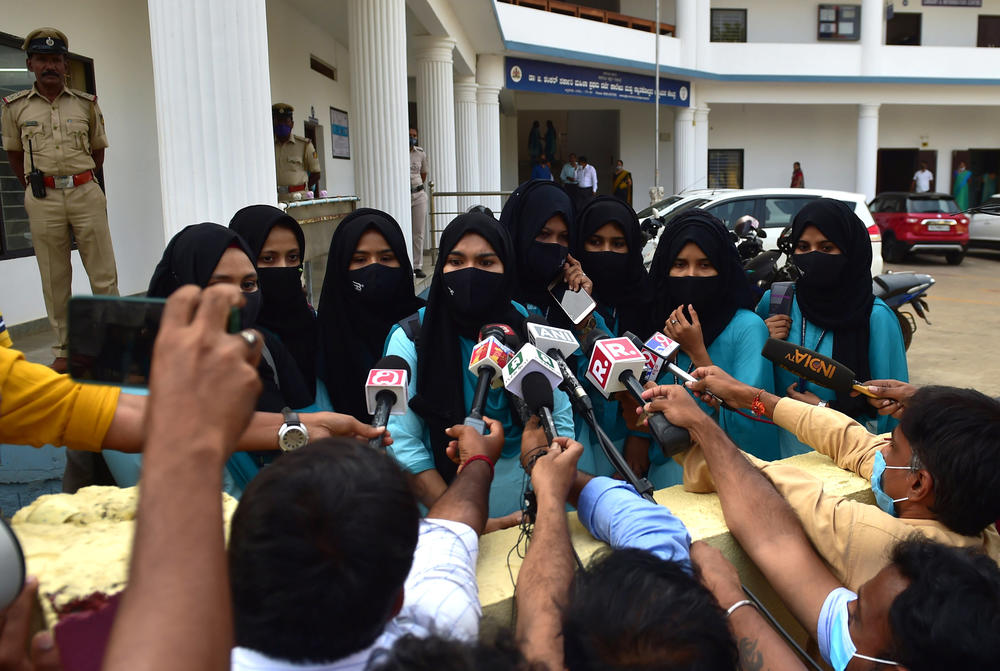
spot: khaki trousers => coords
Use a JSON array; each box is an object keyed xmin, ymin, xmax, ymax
[
  {"xmin": 410, "ymin": 189, "xmax": 428, "ymax": 271},
  {"xmin": 24, "ymin": 180, "xmax": 119, "ymax": 357}
]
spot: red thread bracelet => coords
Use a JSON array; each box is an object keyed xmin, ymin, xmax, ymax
[
  {"xmin": 462, "ymin": 454, "xmax": 495, "ymax": 478},
  {"xmin": 750, "ymin": 389, "xmax": 767, "ymax": 417}
]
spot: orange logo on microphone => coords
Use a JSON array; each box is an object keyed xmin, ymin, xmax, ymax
[{"xmin": 786, "ymin": 348, "xmax": 836, "ymax": 379}]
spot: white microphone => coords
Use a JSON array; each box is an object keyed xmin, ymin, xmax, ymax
[
  {"xmin": 502, "ymin": 343, "xmax": 562, "ymax": 399},
  {"xmin": 583, "ymin": 334, "xmax": 646, "ymax": 398},
  {"xmin": 526, "ymin": 321, "xmax": 579, "ymax": 360},
  {"xmin": 365, "ymin": 356, "xmax": 411, "ymax": 450}
]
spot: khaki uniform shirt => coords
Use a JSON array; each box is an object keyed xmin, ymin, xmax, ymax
[
  {"xmin": 410, "ymin": 146, "xmax": 428, "ymax": 190},
  {"xmin": 682, "ymin": 397, "xmax": 1000, "ymax": 591},
  {"xmin": 1, "ymin": 85, "xmax": 108, "ymax": 177},
  {"xmin": 274, "ymin": 135, "xmax": 320, "ymax": 187}
]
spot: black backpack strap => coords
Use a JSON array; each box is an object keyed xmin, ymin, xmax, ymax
[{"xmin": 398, "ymin": 312, "xmax": 422, "ymax": 343}]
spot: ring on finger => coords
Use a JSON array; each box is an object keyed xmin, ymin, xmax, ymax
[
  {"xmin": 670, "ymin": 319, "xmax": 680, "ymax": 325},
  {"xmin": 239, "ymin": 329, "xmax": 259, "ymax": 348}
]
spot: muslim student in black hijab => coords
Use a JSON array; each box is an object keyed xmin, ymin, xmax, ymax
[
  {"xmin": 383, "ymin": 211, "xmax": 574, "ymax": 520},
  {"xmin": 315, "ymin": 208, "xmax": 424, "ymax": 422},
  {"xmin": 148, "ymin": 223, "xmax": 314, "ymax": 414},
  {"xmin": 498, "ymin": 179, "xmax": 592, "ymax": 328},
  {"xmin": 640, "ymin": 209, "xmax": 777, "ymax": 487},
  {"xmin": 756, "ymin": 199, "xmax": 908, "ymax": 458},
  {"xmin": 229, "ymin": 205, "xmax": 317, "ymax": 393}
]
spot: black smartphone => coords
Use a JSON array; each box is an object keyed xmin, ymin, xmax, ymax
[
  {"xmin": 67, "ymin": 296, "xmax": 241, "ymax": 387},
  {"xmin": 547, "ymin": 280, "xmax": 597, "ymax": 325},
  {"xmin": 769, "ymin": 281, "xmax": 796, "ymax": 317}
]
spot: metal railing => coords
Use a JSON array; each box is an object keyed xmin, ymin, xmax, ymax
[{"xmin": 427, "ymin": 184, "xmax": 512, "ymax": 263}]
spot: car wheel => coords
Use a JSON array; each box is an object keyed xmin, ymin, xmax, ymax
[
  {"xmin": 945, "ymin": 250, "xmax": 966, "ymax": 265},
  {"xmin": 882, "ymin": 236, "xmax": 906, "ymax": 263}
]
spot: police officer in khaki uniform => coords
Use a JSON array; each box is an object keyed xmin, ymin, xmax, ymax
[
  {"xmin": 273, "ymin": 103, "xmax": 320, "ymax": 203},
  {"xmin": 1, "ymin": 28, "xmax": 119, "ymax": 372},
  {"xmin": 409, "ymin": 126, "xmax": 429, "ymax": 278}
]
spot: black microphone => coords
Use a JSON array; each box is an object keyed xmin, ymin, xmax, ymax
[
  {"xmin": 464, "ymin": 323, "xmax": 517, "ymax": 434},
  {"xmin": 521, "ymin": 371, "xmax": 557, "ymax": 444},
  {"xmin": 761, "ymin": 338, "xmax": 878, "ymax": 398},
  {"xmin": 364, "ymin": 355, "xmax": 411, "ymax": 451}
]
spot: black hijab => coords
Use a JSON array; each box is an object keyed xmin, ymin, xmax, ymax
[
  {"xmin": 147, "ymin": 222, "xmax": 313, "ymax": 412},
  {"xmin": 574, "ymin": 196, "xmax": 654, "ymax": 336},
  {"xmin": 316, "ymin": 208, "xmax": 424, "ymax": 421},
  {"xmin": 790, "ymin": 199, "xmax": 875, "ymax": 417},
  {"xmin": 648, "ymin": 209, "xmax": 755, "ymax": 347},
  {"xmin": 499, "ymin": 179, "xmax": 574, "ymax": 317},
  {"xmin": 229, "ymin": 205, "xmax": 317, "ymax": 392},
  {"xmin": 409, "ymin": 212, "xmax": 524, "ymax": 481}
]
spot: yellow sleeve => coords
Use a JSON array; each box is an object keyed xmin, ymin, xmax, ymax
[
  {"xmin": 304, "ymin": 140, "xmax": 320, "ymax": 173},
  {"xmin": 773, "ymin": 398, "xmax": 885, "ymax": 479},
  {"xmin": 0, "ymin": 312, "xmax": 12, "ymax": 348},
  {"xmin": 88, "ymin": 98, "xmax": 109, "ymax": 151},
  {"xmin": 0, "ymin": 348, "xmax": 120, "ymax": 451},
  {"xmin": 1, "ymin": 102, "xmax": 22, "ymax": 151}
]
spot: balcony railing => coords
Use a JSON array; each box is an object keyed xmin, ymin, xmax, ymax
[{"xmin": 499, "ymin": 0, "xmax": 675, "ymax": 36}]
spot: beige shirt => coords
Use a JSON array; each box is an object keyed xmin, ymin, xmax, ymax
[
  {"xmin": 682, "ymin": 397, "xmax": 1000, "ymax": 591},
  {"xmin": 410, "ymin": 146, "xmax": 428, "ymax": 189},
  {"xmin": 1, "ymin": 85, "xmax": 108, "ymax": 177},
  {"xmin": 274, "ymin": 135, "xmax": 320, "ymax": 187}
]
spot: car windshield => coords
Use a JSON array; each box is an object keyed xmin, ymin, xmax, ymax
[
  {"xmin": 657, "ymin": 198, "xmax": 711, "ymax": 225},
  {"xmin": 907, "ymin": 197, "xmax": 959, "ymax": 213},
  {"xmin": 637, "ymin": 195, "xmax": 684, "ymax": 219}
]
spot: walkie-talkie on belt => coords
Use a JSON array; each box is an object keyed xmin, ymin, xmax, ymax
[{"xmin": 27, "ymin": 138, "xmax": 46, "ymax": 199}]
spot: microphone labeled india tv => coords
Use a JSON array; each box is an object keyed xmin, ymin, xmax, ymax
[
  {"xmin": 761, "ymin": 338, "xmax": 878, "ymax": 398},
  {"xmin": 464, "ymin": 324, "xmax": 516, "ymax": 434},
  {"xmin": 502, "ymin": 343, "xmax": 563, "ymax": 443},
  {"xmin": 525, "ymin": 316, "xmax": 593, "ymax": 416},
  {"xmin": 583, "ymin": 330, "xmax": 690, "ymax": 456},
  {"xmin": 365, "ymin": 355, "xmax": 411, "ymax": 450}
]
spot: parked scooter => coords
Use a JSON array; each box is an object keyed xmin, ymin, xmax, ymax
[{"xmin": 872, "ymin": 271, "xmax": 934, "ymax": 351}]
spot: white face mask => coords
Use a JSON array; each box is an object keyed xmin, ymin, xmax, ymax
[{"xmin": 819, "ymin": 588, "xmax": 900, "ymax": 671}]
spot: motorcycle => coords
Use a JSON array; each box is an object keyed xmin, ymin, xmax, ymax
[{"xmin": 872, "ymin": 271, "xmax": 934, "ymax": 351}]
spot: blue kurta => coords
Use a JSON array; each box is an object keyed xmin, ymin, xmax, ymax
[
  {"xmin": 384, "ymin": 305, "xmax": 575, "ymax": 517},
  {"xmin": 647, "ymin": 308, "xmax": 779, "ymax": 488},
  {"xmin": 755, "ymin": 292, "xmax": 909, "ymax": 458}
]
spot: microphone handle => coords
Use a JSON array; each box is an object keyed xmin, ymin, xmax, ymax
[
  {"xmin": 620, "ymin": 372, "xmax": 691, "ymax": 457},
  {"xmin": 368, "ymin": 391, "xmax": 395, "ymax": 451},
  {"xmin": 538, "ymin": 406, "xmax": 556, "ymax": 445},
  {"xmin": 468, "ymin": 367, "xmax": 495, "ymax": 421},
  {"xmin": 549, "ymin": 349, "xmax": 593, "ymax": 415},
  {"xmin": 664, "ymin": 362, "xmax": 727, "ymax": 408}
]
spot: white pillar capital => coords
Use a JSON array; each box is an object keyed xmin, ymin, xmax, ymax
[
  {"xmin": 676, "ymin": 107, "xmax": 695, "ymax": 122},
  {"xmin": 476, "ymin": 54, "xmax": 505, "ymax": 90},
  {"xmin": 413, "ymin": 36, "xmax": 457, "ymax": 64},
  {"xmin": 859, "ymin": 103, "xmax": 881, "ymax": 118},
  {"xmin": 454, "ymin": 75, "xmax": 478, "ymax": 103}
]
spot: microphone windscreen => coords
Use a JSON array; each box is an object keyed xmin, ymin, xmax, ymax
[
  {"xmin": 622, "ymin": 332, "xmax": 645, "ymax": 351},
  {"xmin": 581, "ymin": 328, "xmax": 612, "ymax": 358},
  {"xmin": 760, "ymin": 339, "xmax": 856, "ymax": 393},
  {"xmin": 373, "ymin": 355, "xmax": 411, "ymax": 377},
  {"xmin": 522, "ymin": 371, "xmax": 555, "ymax": 412},
  {"xmin": 480, "ymin": 323, "xmax": 521, "ymax": 350}
]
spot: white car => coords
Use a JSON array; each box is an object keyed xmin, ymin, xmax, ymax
[
  {"xmin": 641, "ymin": 187, "xmax": 883, "ymax": 278},
  {"xmin": 969, "ymin": 193, "xmax": 1000, "ymax": 249}
]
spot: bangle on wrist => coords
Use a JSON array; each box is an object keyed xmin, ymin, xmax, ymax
[
  {"xmin": 520, "ymin": 446, "xmax": 549, "ymax": 474},
  {"xmin": 750, "ymin": 389, "xmax": 766, "ymax": 416},
  {"xmin": 461, "ymin": 454, "xmax": 494, "ymax": 478},
  {"xmin": 726, "ymin": 599, "xmax": 757, "ymax": 617}
]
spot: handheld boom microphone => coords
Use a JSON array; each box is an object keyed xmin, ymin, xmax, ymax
[
  {"xmin": 761, "ymin": 338, "xmax": 878, "ymax": 398},
  {"xmin": 465, "ymin": 324, "xmax": 516, "ymax": 434},
  {"xmin": 365, "ymin": 355, "xmax": 411, "ymax": 451}
]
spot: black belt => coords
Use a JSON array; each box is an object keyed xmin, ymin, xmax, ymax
[{"xmin": 411, "ymin": 184, "xmax": 424, "ymax": 193}]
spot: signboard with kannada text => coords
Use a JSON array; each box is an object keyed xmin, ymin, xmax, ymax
[{"xmin": 506, "ymin": 57, "xmax": 689, "ymax": 107}]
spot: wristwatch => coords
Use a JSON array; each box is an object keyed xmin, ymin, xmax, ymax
[
  {"xmin": 817, "ymin": 401, "xmax": 828, "ymax": 408},
  {"xmin": 277, "ymin": 407, "xmax": 309, "ymax": 451}
]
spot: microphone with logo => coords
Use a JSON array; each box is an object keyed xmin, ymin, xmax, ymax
[
  {"xmin": 626, "ymin": 331, "xmax": 725, "ymax": 407},
  {"xmin": 761, "ymin": 338, "xmax": 878, "ymax": 398},
  {"xmin": 364, "ymin": 355, "xmax": 411, "ymax": 451},
  {"xmin": 502, "ymin": 343, "xmax": 564, "ymax": 443},
  {"xmin": 525, "ymin": 316, "xmax": 593, "ymax": 417},
  {"xmin": 583, "ymin": 329, "xmax": 690, "ymax": 457},
  {"xmin": 464, "ymin": 324, "xmax": 517, "ymax": 434}
]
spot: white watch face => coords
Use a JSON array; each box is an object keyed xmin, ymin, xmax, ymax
[{"xmin": 279, "ymin": 425, "xmax": 308, "ymax": 451}]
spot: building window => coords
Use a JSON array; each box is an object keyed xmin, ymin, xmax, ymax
[
  {"xmin": 708, "ymin": 149, "xmax": 744, "ymax": 188},
  {"xmin": 0, "ymin": 31, "xmax": 96, "ymax": 260},
  {"xmin": 886, "ymin": 12, "xmax": 922, "ymax": 45},
  {"xmin": 710, "ymin": 9, "xmax": 747, "ymax": 43},
  {"xmin": 310, "ymin": 56, "xmax": 337, "ymax": 82}
]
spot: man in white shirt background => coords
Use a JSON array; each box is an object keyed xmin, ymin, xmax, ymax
[
  {"xmin": 577, "ymin": 155, "xmax": 598, "ymax": 207},
  {"xmin": 911, "ymin": 161, "xmax": 934, "ymax": 193}
]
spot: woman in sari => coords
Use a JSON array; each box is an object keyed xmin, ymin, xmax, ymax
[{"xmin": 611, "ymin": 159, "xmax": 633, "ymax": 207}]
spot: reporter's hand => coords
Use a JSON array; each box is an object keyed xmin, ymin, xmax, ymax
[
  {"xmin": 856, "ymin": 379, "xmax": 917, "ymax": 419},
  {"xmin": 563, "ymin": 254, "xmax": 593, "ymax": 295},
  {"xmin": 655, "ymin": 365, "xmax": 753, "ymax": 409},
  {"xmin": 763, "ymin": 314, "xmax": 792, "ymax": 340},
  {"xmin": 520, "ymin": 416, "xmax": 549, "ymax": 467},
  {"xmin": 306, "ymin": 412, "xmax": 392, "ymax": 446},
  {"xmin": 690, "ymin": 541, "xmax": 746, "ymax": 609},
  {"xmin": 639, "ymin": 384, "xmax": 710, "ymax": 430},
  {"xmin": 0, "ymin": 577, "xmax": 62, "ymax": 671},
  {"xmin": 785, "ymin": 383, "xmax": 822, "ymax": 406},
  {"xmin": 147, "ymin": 284, "xmax": 262, "ymax": 456},
  {"xmin": 529, "ymin": 436, "xmax": 583, "ymax": 505},
  {"xmin": 445, "ymin": 417, "xmax": 504, "ymax": 470}
]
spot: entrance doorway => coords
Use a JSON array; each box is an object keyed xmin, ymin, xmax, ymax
[
  {"xmin": 950, "ymin": 149, "xmax": 1000, "ymax": 208},
  {"xmin": 876, "ymin": 149, "xmax": 937, "ymax": 194},
  {"xmin": 978, "ymin": 16, "xmax": 1000, "ymax": 47},
  {"xmin": 517, "ymin": 110, "xmax": 620, "ymax": 194},
  {"xmin": 886, "ymin": 13, "xmax": 921, "ymax": 46}
]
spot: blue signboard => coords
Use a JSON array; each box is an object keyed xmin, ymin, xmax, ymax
[{"xmin": 505, "ymin": 57, "xmax": 689, "ymax": 107}]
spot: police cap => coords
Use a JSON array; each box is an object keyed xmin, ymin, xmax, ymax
[
  {"xmin": 272, "ymin": 103, "xmax": 294, "ymax": 118},
  {"xmin": 23, "ymin": 28, "xmax": 69, "ymax": 55}
]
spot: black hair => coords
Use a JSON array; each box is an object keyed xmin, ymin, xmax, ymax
[
  {"xmin": 887, "ymin": 538, "xmax": 1000, "ymax": 670},
  {"xmin": 899, "ymin": 385, "xmax": 1000, "ymax": 536},
  {"xmin": 229, "ymin": 438, "xmax": 420, "ymax": 663},
  {"xmin": 563, "ymin": 549, "xmax": 738, "ymax": 671},
  {"xmin": 368, "ymin": 633, "xmax": 534, "ymax": 671},
  {"xmin": 579, "ymin": 155, "xmax": 589, "ymax": 163}
]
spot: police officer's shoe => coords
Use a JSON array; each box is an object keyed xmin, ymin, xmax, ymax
[{"xmin": 414, "ymin": 269, "xmax": 426, "ymax": 279}]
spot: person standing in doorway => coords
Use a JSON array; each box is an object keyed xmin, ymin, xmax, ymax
[
  {"xmin": 544, "ymin": 120, "xmax": 557, "ymax": 162},
  {"xmin": 953, "ymin": 161, "xmax": 972, "ymax": 210},
  {"xmin": 790, "ymin": 161, "xmax": 805, "ymax": 188},
  {"xmin": 612, "ymin": 159, "xmax": 633, "ymax": 207},
  {"xmin": 528, "ymin": 120, "xmax": 542, "ymax": 162},
  {"xmin": 1, "ymin": 28, "xmax": 119, "ymax": 373},
  {"xmin": 531, "ymin": 153, "xmax": 553, "ymax": 181},
  {"xmin": 982, "ymin": 170, "xmax": 997, "ymax": 203},
  {"xmin": 577, "ymin": 155, "xmax": 598, "ymax": 207},
  {"xmin": 561, "ymin": 152, "xmax": 580, "ymax": 207},
  {"xmin": 272, "ymin": 103, "xmax": 320, "ymax": 202},
  {"xmin": 910, "ymin": 161, "xmax": 934, "ymax": 193},
  {"xmin": 409, "ymin": 126, "xmax": 429, "ymax": 278}
]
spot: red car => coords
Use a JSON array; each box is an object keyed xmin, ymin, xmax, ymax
[{"xmin": 868, "ymin": 192, "xmax": 969, "ymax": 265}]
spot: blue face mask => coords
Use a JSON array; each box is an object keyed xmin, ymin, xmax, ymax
[
  {"xmin": 870, "ymin": 450, "xmax": 910, "ymax": 516},
  {"xmin": 274, "ymin": 123, "xmax": 291, "ymax": 140},
  {"xmin": 820, "ymin": 588, "xmax": 900, "ymax": 671},
  {"xmin": 409, "ymin": 136, "xmax": 417, "ymax": 147}
]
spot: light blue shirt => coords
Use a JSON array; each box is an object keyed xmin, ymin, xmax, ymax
[
  {"xmin": 560, "ymin": 163, "xmax": 578, "ymax": 184},
  {"xmin": 577, "ymin": 476, "xmax": 692, "ymax": 571},
  {"xmin": 384, "ymin": 307, "xmax": 575, "ymax": 517},
  {"xmin": 755, "ymin": 293, "xmax": 908, "ymax": 458}
]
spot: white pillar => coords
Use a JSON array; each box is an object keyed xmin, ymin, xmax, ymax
[
  {"xmin": 415, "ymin": 37, "xmax": 457, "ymax": 249},
  {"xmin": 347, "ymin": 0, "xmax": 412, "ymax": 252},
  {"xmin": 147, "ymin": 0, "xmax": 275, "ymax": 240},
  {"xmin": 856, "ymin": 104, "xmax": 880, "ymax": 201},
  {"xmin": 676, "ymin": 0, "xmax": 697, "ymax": 69},
  {"xmin": 476, "ymin": 54, "xmax": 504, "ymax": 212},
  {"xmin": 674, "ymin": 108, "xmax": 696, "ymax": 193},
  {"xmin": 693, "ymin": 105, "xmax": 710, "ymax": 191},
  {"xmin": 860, "ymin": 0, "xmax": 883, "ymax": 76},
  {"xmin": 454, "ymin": 75, "xmax": 480, "ymax": 213}
]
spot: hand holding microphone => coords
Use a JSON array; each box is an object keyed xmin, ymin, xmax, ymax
[
  {"xmin": 854, "ymin": 379, "xmax": 918, "ymax": 419},
  {"xmin": 445, "ymin": 417, "xmax": 504, "ymax": 472},
  {"xmin": 465, "ymin": 324, "xmax": 517, "ymax": 434},
  {"xmin": 364, "ymin": 355, "xmax": 411, "ymax": 451}
]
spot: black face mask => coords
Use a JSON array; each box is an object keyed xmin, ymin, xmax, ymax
[
  {"xmin": 578, "ymin": 251, "xmax": 630, "ymax": 295},
  {"xmin": 525, "ymin": 241, "xmax": 568, "ymax": 286},
  {"xmin": 258, "ymin": 267, "xmax": 303, "ymax": 302},
  {"xmin": 666, "ymin": 276, "xmax": 723, "ymax": 314},
  {"xmin": 792, "ymin": 252, "xmax": 848, "ymax": 290},
  {"xmin": 240, "ymin": 289, "xmax": 262, "ymax": 328},
  {"xmin": 348, "ymin": 264, "xmax": 408, "ymax": 305},
  {"xmin": 442, "ymin": 267, "xmax": 506, "ymax": 321}
]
